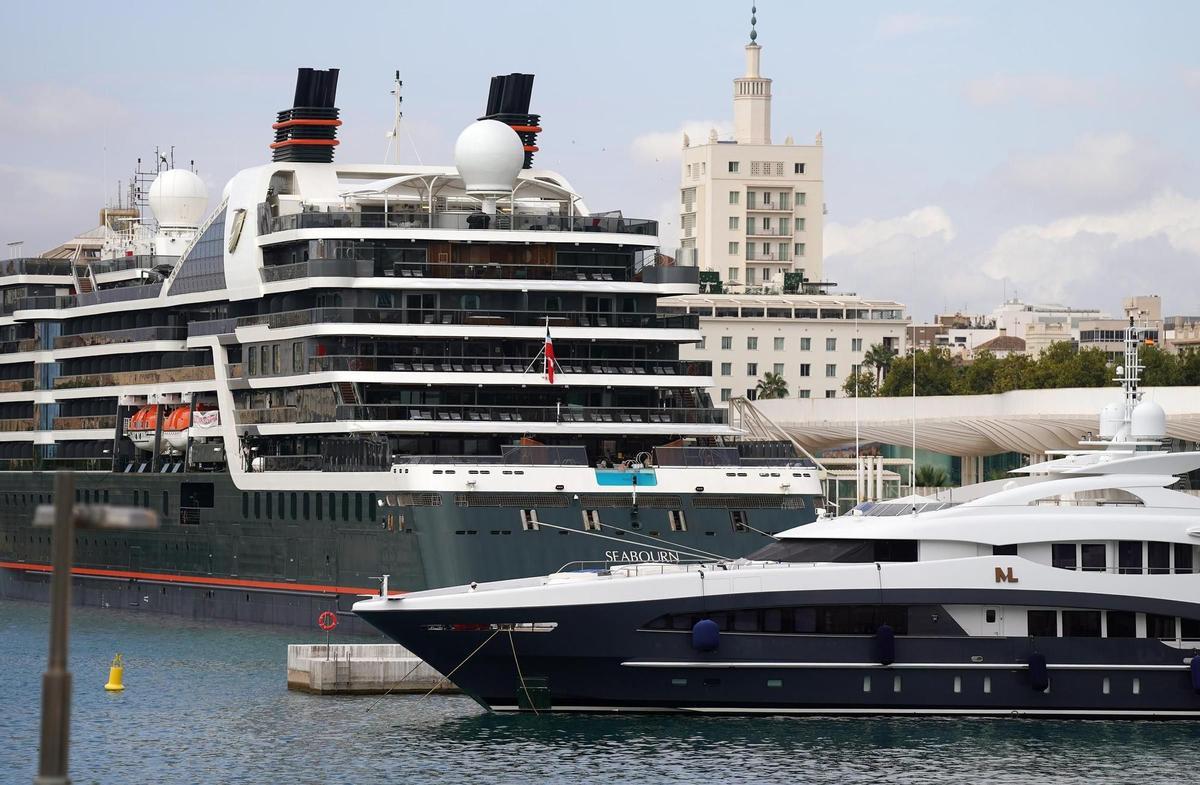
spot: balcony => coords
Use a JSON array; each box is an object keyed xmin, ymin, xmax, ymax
[
  {"xmin": 0, "ymin": 380, "xmax": 34, "ymax": 393},
  {"xmin": 745, "ymin": 252, "xmax": 792, "ymax": 262},
  {"xmin": 235, "ymin": 403, "xmax": 727, "ymax": 427},
  {"xmin": 54, "ymin": 325, "xmax": 186, "ymax": 350},
  {"xmin": 300, "ymin": 355, "xmax": 711, "ymax": 377},
  {"xmin": 236, "ymin": 307, "xmax": 698, "ymax": 332},
  {"xmin": 259, "ymin": 206, "xmax": 658, "ymax": 237},
  {"xmin": 52, "ymin": 415, "xmax": 117, "ymax": 430},
  {"xmin": 52, "ymin": 365, "xmax": 215, "ymax": 389},
  {"xmin": 260, "ymin": 257, "xmax": 640, "ymax": 284},
  {"xmin": 745, "ymin": 228, "xmax": 792, "ymax": 237},
  {"xmin": 0, "ymin": 338, "xmax": 39, "ymax": 353},
  {"xmin": 0, "ymin": 418, "xmax": 35, "ymax": 432},
  {"xmin": 0, "ymin": 258, "xmax": 74, "ymax": 277}
]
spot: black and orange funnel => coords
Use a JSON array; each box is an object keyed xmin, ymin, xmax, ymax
[
  {"xmin": 272, "ymin": 68, "xmax": 341, "ymax": 163},
  {"xmin": 480, "ymin": 73, "xmax": 540, "ymax": 169}
]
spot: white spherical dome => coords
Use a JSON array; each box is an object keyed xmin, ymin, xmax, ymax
[
  {"xmin": 149, "ymin": 169, "xmax": 208, "ymax": 228},
  {"xmin": 453, "ymin": 119, "xmax": 524, "ymax": 195},
  {"xmin": 1131, "ymin": 400, "xmax": 1166, "ymax": 440},
  {"xmin": 1098, "ymin": 402, "xmax": 1124, "ymax": 440}
]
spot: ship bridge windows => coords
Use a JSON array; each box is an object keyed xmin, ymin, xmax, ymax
[
  {"xmin": 748, "ymin": 538, "xmax": 919, "ymax": 563},
  {"xmin": 1054, "ymin": 541, "xmax": 1196, "ymax": 574}
]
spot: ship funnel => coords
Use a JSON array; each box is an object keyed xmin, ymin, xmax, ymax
[
  {"xmin": 480, "ymin": 73, "xmax": 540, "ymax": 168},
  {"xmin": 272, "ymin": 67, "xmax": 341, "ymax": 163}
]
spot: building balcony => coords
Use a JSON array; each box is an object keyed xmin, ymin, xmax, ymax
[
  {"xmin": 54, "ymin": 325, "xmax": 186, "ymax": 350},
  {"xmin": 52, "ymin": 365, "xmax": 215, "ymax": 389},
  {"xmin": 745, "ymin": 228, "xmax": 793, "ymax": 237},
  {"xmin": 258, "ymin": 205, "xmax": 657, "ymax": 237},
  {"xmin": 235, "ymin": 403, "xmax": 727, "ymax": 427},
  {"xmin": 745, "ymin": 252, "xmax": 792, "ymax": 262},
  {"xmin": 235, "ymin": 307, "xmax": 698, "ymax": 332},
  {"xmin": 744, "ymin": 204, "xmax": 792, "ymax": 213},
  {"xmin": 298, "ymin": 355, "xmax": 711, "ymax": 378}
]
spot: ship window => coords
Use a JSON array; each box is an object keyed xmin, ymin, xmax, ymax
[
  {"xmin": 520, "ymin": 509, "xmax": 540, "ymax": 531},
  {"xmin": 266, "ymin": 492, "xmax": 273, "ymax": 518},
  {"xmin": 342, "ymin": 493, "xmax": 350, "ymax": 521},
  {"xmin": 733, "ymin": 610, "xmax": 758, "ymax": 632},
  {"xmin": 1106, "ymin": 610, "xmax": 1136, "ymax": 638},
  {"xmin": 1027, "ymin": 610, "xmax": 1057, "ymax": 637},
  {"xmin": 254, "ymin": 492, "xmax": 261, "ymax": 519},
  {"xmin": 303, "ymin": 493, "xmax": 310, "ymax": 520},
  {"xmin": 1062, "ymin": 610, "xmax": 1101, "ymax": 637},
  {"xmin": 668, "ymin": 510, "xmax": 687, "ymax": 532},
  {"xmin": 1146, "ymin": 613, "xmax": 1176, "ymax": 639},
  {"xmin": 162, "ymin": 491, "xmax": 170, "ymax": 517},
  {"xmin": 1051, "ymin": 543, "xmax": 1076, "ymax": 570},
  {"xmin": 582, "ymin": 510, "xmax": 601, "ymax": 531},
  {"xmin": 242, "ymin": 492, "xmax": 248, "ymax": 518},
  {"xmin": 368, "ymin": 493, "xmax": 376, "ymax": 522},
  {"xmin": 293, "ymin": 343, "xmax": 304, "ymax": 374},
  {"xmin": 1175, "ymin": 543, "xmax": 1194, "ymax": 574},
  {"xmin": 142, "ymin": 491, "xmax": 149, "ymax": 508},
  {"xmin": 290, "ymin": 492, "xmax": 298, "ymax": 520},
  {"xmin": 985, "ymin": 609, "xmax": 996, "ymax": 623},
  {"xmin": 730, "ymin": 510, "xmax": 748, "ymax": 531},
  {"xmin": 277, "ymin": 492, "xmax": 284, "ymax": 519},
  {"xmin": 1182, "ymin": 617, "xmax": 1200, "ymax": 639},
  {"xmin": 315, "ymin": 492, "xmax": 323, "ymax": 521},
  {"xmin": 248, "ymin": 347, "xmax": 258, "ymax": 375},
  {"xmin": 354, "ymin": 493, "xmax": 363, "ymax": 522},
  {"xmin": 1148, "ymin": 541, "xmax": 1171, "ymax": 574},
  {"xmin": 992, "ymin": 544, "xmax": 1018, "ymax": 556},
  {"xmin": 1080, "ymin": 544, "xmax": 1106, "ymax": 572},
  {"xmin": 748, "ymin": 539, "xmax": 919, "ymax": 564},
  {"xmin": 1118, "ymin": 541, "xmax": 1142, "ymax": 574},
  {"xmin": 329, "ymin": 492, "xmax": 337, "ymax": 520}
]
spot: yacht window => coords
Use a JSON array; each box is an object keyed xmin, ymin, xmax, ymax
[
  {"xmin": 733, "ymin": 611, "xmax": 758, "ymax": 632},
  {"xmin": 1182, "ymin": 617, "xmax": 1200, "ymax": 639},
  {"xmin": 1051, "ymin": 544, "xmax": 1076, "ymax": 570},
  {"xmin": 748, "ymin": 538, "xmax": 919, "ymax": 563},
  {"xmin": 1080, "ymin": 544, "xmax": 1106, "ymax": 572},
  {"xmin": 1027, "ymin": 610, "xmax": 1057, "ymax": 637},
  {"xmin": 985, "ymin": 609, "xmax": 996, "ymax": 623},
  {"xmin": 1062, "ymin": 610, "xmax": 1101, "ymax": 637},
  {"xmin": 1146, "ymin": 613, "xmax": 1176, "ymax": 639},
  {"xmin": 992, "ymin": 544, "xmax": 1018, "ymax": 556},
  {"xmin": 1148, "ymin": 541, "xmax": 1171, "ymax": 574},
  {"xmin": 1118, "ymin": 541, "xmax": 1142, "ymax": 574},
  {"xmin": 1106, "ymin": 610, "xmax": 1136, "ymax": 638},
  {"xmin": 1174, "ymin": 544, "xmax": 1194, "ymax": 575}
]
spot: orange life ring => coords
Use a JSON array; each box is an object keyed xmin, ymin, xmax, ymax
[{"xmin": 317, "ymin": 611, "xmax": 338, "ymax": 631}]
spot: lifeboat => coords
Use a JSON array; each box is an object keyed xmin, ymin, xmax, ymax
[
  {"xmin": 126, "ymin": 403, "xmax": 212, "ymax": 454},
  {"xmin": 127, "ymin": 404, "xmax": 162, "ymax": 452},
  {"xmin": 163, "ymin": 404, "xmax": 212, "ymax": 452}
]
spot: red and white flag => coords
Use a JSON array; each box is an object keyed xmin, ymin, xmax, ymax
[{"xmin": 544, "ymin": 324, "xmax": 556, "ymax": 384}]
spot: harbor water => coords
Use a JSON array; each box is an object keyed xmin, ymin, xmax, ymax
[{"xmin": 3, "ymin": 599, "xmax": 1200, "ymax": 785}]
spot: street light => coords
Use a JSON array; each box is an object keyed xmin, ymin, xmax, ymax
[{"xmin": 33, "ymin": 471, "xmax": 158, "ymax": 785}]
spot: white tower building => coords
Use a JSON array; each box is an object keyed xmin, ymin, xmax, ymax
[{"xmin": 679, "ymin": 7, "xmax": 825, "ymax": 291}]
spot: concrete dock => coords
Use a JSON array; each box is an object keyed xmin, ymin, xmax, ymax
[{"xmin": 286, "ymin": 644, "xmax": 457, "ymax": 695}]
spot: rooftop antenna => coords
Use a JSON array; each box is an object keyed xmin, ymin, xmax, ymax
[
  {"xmin": 385, "ymin": 70, "xmax": 403, "ymax": 164},
  {"xmin": 911, "ymin": 251, "xmax": 918, "ymax": 505}
]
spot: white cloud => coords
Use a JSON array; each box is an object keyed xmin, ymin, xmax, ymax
[
  {"xmin": 825, "ymin": 206, "xmax": 956, "ymax": 258},
  {"xmin": 875, "ymin": 13, "xmax": 964, "ymax": 40},
  {"xmin": 963, "ymin": 74, "xmax": 1100, "ymax": 107},
  {"xmin": 1002, "ymin": 132, "xmax": 1159, "ymax": 203},
  {"xmin": 979, "ymin": 190, "xmax": 1200, "ymax": 301},
  {"xmin": 630, "ymin": 121, "xmax": 732, "ymax": 163}
]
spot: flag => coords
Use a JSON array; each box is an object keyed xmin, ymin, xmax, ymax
[{"xmin": 544, "ymin": 324, "xmax": 556, "ymax": 384}]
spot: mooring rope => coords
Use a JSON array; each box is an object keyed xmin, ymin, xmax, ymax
[{"xmin": 418, "ymin": 627, "xmax": 503, "ymax": 701}]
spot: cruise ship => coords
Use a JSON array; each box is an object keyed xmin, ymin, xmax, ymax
[{"xmin": 0, "ymin": 68, "xmax": 823, "ymax": 627}]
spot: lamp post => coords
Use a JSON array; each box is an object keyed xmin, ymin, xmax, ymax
[{"xmin": 33, "ymin": 471, "xmax": 159, "ymax": 785}]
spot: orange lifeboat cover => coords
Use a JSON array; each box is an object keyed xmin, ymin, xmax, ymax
[{"xmin": 128, "ymin": 405, "xmax": 159, "ymax": 431}]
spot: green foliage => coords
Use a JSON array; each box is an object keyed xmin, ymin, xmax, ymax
[
  {"xmin": 755, "ymin": 371, "xmax": 789, "ymax": 400},
  {"xmin": 878, "ymin": 347, "xmax": 957, "ymax": 396},
  {"xmin": 914, "ymin": 465, "xmax": 951, "ymax": 487},
  {"xmin": 863, "ymin": 342, "xmax": 898, "ymax": 383},
  {"xmin": 842, "ymin": 369, "xmax": 877, "ymax": 397}
]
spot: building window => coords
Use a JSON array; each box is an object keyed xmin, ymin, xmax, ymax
[
  {"xmin": 720, "ymin": 388, "xmax": 731, "ymax": 402},
  {"xmin": 747, "ymin": 362, "xmax": 758, "ymax": 376},
  {"xmin": 520, "ymin": 509, "xmax": 540, "ymax": 531},
  {"xmin": 798, "ymin": 389, "xmax": 811, "ymax": 399},
  {"xmin": 774, "ymin": 337, "xmax": 785, "ymax": 351},
  {"xmin": 728, "ymin": 216, "xmax": 739, "ymax": 230},
  {"xmin": 799, "ymin": 363, "xmax": 811, "ymax": 377},
  {"xmin": 720, "ymin": 362, "xmax": 731, "ymax": 376},
  {"xmin": 729, "ymin": 191, "xmax": 740, "ymax": 205},
  {"xmin": 728, "ymin": 241, "xmax": 739, "ymax": 255},
  {"xmin": 825, "ymin": 364, "xmax": 836, "ymax": 377},
  {"xmin": 747, "ymin": 337, "xmax": 758, "ymax": 350},
  {"xmin": 773, "ymin": 363, "xmax": 784, "ymax": 375},
  {"xmin": 727, "ymin": 267, "xmax": 739, "ymax": 281},
  {"xmin": 728, "ymin": 161, "xmax": 740, "ymax": 173},
  {"xmin": 701, "ymin": 162, "xmax": 706, "ymax": 175},
  {"xmin": 800, "ymin": 337, "xmax": 812, "ymax": 351},
  {"xmin": 796, "ymin": 192, "xmax": 806, "ymax": 206},
  {"xmin": 825, "ymin": 390, "xmax": 837, "ymax": 398},
  {"xmin": 697, "ymin": 336, "xmax": 707, "ymax": 350},
  {"xmin": 686, "ymin": 164, "xmax": 692, "ymax": 177},
  {"xmin": 826, "ymin": 337, "xmax": 837, "ymax": 351},
  {"xmin": 583, "ymin": 509, "xmax": 602, "ymax": 532},
  {"xmin": 852, "ymin": 338, "xmax": 863, "ymax": 352},
  {"xmin": 721, "ymin": 336, "xmax": 732, "ymax": 350},
  {"xmin": 797, "ymin": 217, "xmax": 806, "ymax": 232},
  {"xmin": 668, "ymin": 510, "xmax": 687, "ymax": 532},
  {"xmin": 795, "ymin": 243, "xmax": 806, "ymax": 257},
  {"xmin": 794, "ymin": 163, "xmax": 805, "ymax": 174}
]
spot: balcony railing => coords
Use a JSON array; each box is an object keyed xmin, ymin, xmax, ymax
[
  {"xmin": 0, "ymin": 258, "xmax": 75, "ymax": 277},
  {"xmin": 54, "ymin": 325, "xmax": 186, "ymax": 350},
  {"xmin": 745, "ymin": 228, "xmax": 792, "ymax": 237},
  {"xmin": 260, "ymin": 258, "xmax": 638, "ymax": 284},
  {"xmin": 52, "ymin": 415, "xmax": 117, "ymax": 430},
  {"xmin": 0, "ymin": 338, "xmax": 39, "ymax": 353},
  {"xmin": 236, "ymin": 307, "xmax": 698, "ymax": 332},
  {"xmin": 236, "ymin": 403, "xmax": 727, "ymax": 426},
  {"xmin": 299, "ymin": 355, "xmax": 711, "ymax": 377},
  {"xmin": 0, "ymin": 380, "xmax": 35, "ymax": 393},
  {"xmin": 259, "ymin": 206, "xmax": 657, "ymax": 237},
  {"xmin": 745, "ymin": 252, "xmax": 791, "ymax": 262},
  {"xmin": 52, "ymin": 365, "xmax": 215, "ymax": 389},
  {"xmin": 0, "ymin": 418, "xmax": 35, "ymax": 432}
]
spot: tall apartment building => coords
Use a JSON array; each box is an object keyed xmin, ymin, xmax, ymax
[{"xmin": 678, "ymin": 20, "xmax": 824, "ymax": 290}]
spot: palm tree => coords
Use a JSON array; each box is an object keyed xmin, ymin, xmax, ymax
[
  {"xmin": 755, "ymin": 371, "xmax": 789, "ymax": 400},
  {"xmin": 863, "ymin": 342, "xmax": 898, "ymax": 385},
  {"xmin": 914, "ymin": 465, "xmax": 950, "ymax": 488}
]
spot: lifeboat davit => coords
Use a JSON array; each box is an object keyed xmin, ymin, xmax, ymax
[{"xmin": 127, "ymin": 403, "xmax": 211, "ymax": 454}]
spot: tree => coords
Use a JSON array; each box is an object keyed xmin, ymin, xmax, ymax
[
  {"xmin": 914, "ymin": 465, "xmax": 950, "ymax": 487},
  {"xmin": 955, "ymin": 350, "xmax": 999, "ymax": 395},
  {"xmin": 863, "ymin": 342, "xmax": 898, "ymax": 385},
  {"xmin": 755, "ymin": 371, "xmax": 789, "ymax": 400},
  {"xmin": 1140, "ymin": 345, "xmax": 1180, "ymax": 386},
  {"xmin": 878, "ymin": 348, "xmax": 957, "ymax": 397},
  {"xmin": 842, "ymin": 369, "xmax": 877, "ymax": 398}
]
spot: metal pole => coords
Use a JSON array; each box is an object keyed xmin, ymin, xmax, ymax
[{"xmin": 36, "ymin": 471, "xmax": 75, "ymax": 785}]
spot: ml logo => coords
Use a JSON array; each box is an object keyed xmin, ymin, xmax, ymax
[{"xmin": 995, "ymin": 567, "xmax": 1019, "ymax": 583}]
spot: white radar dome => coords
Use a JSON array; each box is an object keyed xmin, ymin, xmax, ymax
[
  {"xmin": 149, "ymin": 169, "xmax": 208, "ymax": 229},
  {"xmin": 453, "ymin": 119, "xmax": 524, "ymax": 195},
  {"xmin": 1098, "ymin": 402, "xmax": 1124, "ymax": 440},
  {"xmin": 1131, "ymin": 400, "xmax": 1166, "ymax": 440}
]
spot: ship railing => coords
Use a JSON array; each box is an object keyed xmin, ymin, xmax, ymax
[
  {"xmin": 235, "ymin": 307, "xmax": 697, "ymax": 331},
  {"xmin": 394, "ymin": 445, "xmax": 590, "ymax": 466},
  {"xmin": 0, "ymin": 338, "xmax": 39, "ymax": 353},
  {"xmin": 259, "ymin": 205, "xmax": 658, "ymax": 236},
  {"xmin": 52, "ymin": 365, "xmax": 214, "ymax": 390},
  {"xmin": 233, "ymin": 404, "xmax": 728, "ymax": 426},
  {"xmin": 260, "ymin": 258, "xmax": 641, "ymax": 284},
  {"xmin": 0, "ymin": 258, "xmax": 76, "ymax": 277},
  {"xmin": 301, "ymin": 355, "xmax": 710, "ymax": 377},
  {"xmin": 53, "ymin": 325, "xmax": 186, "ymax": 349},
  {"xmin": 89, "ymin": 255, "xmax": 162, "ymax": 276},
  {"xmin": 188, "ymin": 317, "xmax": 239, "ymax": 338}
]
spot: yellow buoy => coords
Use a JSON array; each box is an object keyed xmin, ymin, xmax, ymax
[{"xmin": 104, "ymin": 653, "xmax": 125, "ymax": 692}]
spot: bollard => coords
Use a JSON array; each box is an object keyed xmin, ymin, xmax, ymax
[{"xmin": 103, "ymin": 654, "xmax": 125, "ymax": 692}]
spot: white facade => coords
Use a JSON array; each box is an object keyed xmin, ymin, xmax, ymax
[
  {"xmin": 678, "ymin": 34, "xmax": 824, "ymax": 289},
  {"xmin": 660, "ymin": 294, "xmax": 907, "ymax": 404},
  {"xmin": 991, "ymin": 298, "xmax": 1107, "ymax": 338}
]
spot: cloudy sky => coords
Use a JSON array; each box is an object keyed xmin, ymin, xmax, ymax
[{"xmin": 2, "ymin": 1, "xmax": 1198, "ymax": 319}]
